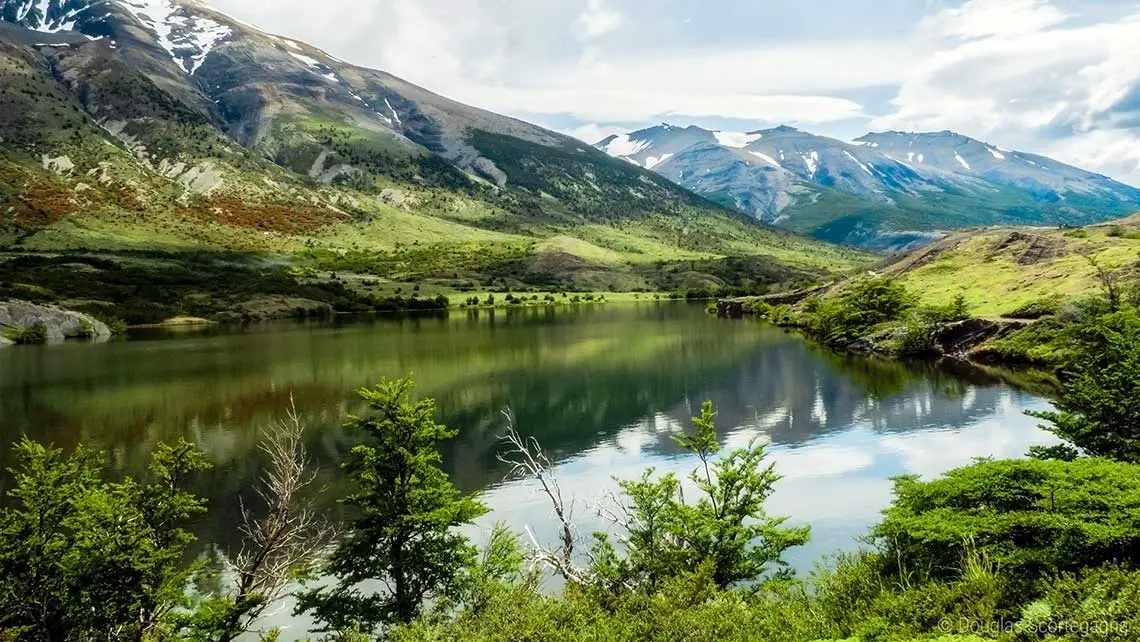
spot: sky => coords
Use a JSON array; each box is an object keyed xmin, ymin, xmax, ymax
[{"xmin": 208, "ymin": 0, "xmax": 1140, "ymax": 184}]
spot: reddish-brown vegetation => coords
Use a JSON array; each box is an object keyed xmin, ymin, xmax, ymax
[{"xmin": 176, "ymin": 197, "xmax": 346, "ymax": 234}]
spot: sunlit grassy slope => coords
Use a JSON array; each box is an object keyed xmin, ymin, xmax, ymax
[{"xmin": 883, "ymin": 216, "xmax": 1140, "ymax": 316}]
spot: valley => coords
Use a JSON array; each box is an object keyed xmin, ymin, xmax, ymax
[
  {"xmin": 5, "ymin": 3, "xmax": 1140, "ymax": 641},
  {"xmin": 0, "ymin": 0, "xmax": 874, "ymax": 329}
]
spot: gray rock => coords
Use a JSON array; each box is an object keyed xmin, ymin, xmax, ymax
[{"xmin": 0, "ymin": 300, "xmax": 112, "ymax": 343}]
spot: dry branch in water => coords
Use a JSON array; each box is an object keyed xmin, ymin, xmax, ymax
[{"xmin": 496, "ymin": 409, "xmax": 590, "ymax": 584}]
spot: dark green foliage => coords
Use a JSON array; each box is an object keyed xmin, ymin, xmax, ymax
[
  {"xmin": 1028, "ymin": 565, "xmax": 1140, "ymax": 641},
  {"xmin": 589, "ymin": 402, "xmax": 810, "ymax": 592},
  {"xmin": 0, "ymin": 252, "xmax": 375, "ymax": 324},
  {"xmin": 1005, "ymin": 298, "xmax": 1062, "ymax": 320},
  {"xmin": 1029, "ymin": 308, "xmax": 1140, "ymax": 461},
  {"xmin": 296, "ymin": 378, "xmax": 488, "ymax": 633},
  {"xmin": 873, "ymin": 457, "xmax": 1140, "ymax": 589},
  {"xmin": 6, "ymin": 321, "xmax": 47, "ymax": 344},
  {"xmin": 805, "ymin": 277, "xmax": 914, "ymax": 346},
  {"xmin": 0, "ymin": 439, "xmax": 209, "ymax": 640}
]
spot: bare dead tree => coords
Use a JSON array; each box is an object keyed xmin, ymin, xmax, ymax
[
  {"xmin": 496, "ymin": 410, "xmax": 590, "ymax": 584},
  {"xmin": 215, "ymin": 396, "xmax": 338, "ymax": 642}
]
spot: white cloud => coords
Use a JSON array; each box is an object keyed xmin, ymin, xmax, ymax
[
  {"xmin": 577, "ymin": 0, "xmax": 625, "ymax": 40},
  {"xmin": 466, "ymin": 87, "xmax": 864, "ymax": 124},
  {"xmin": 922, "ymin": 0, "xmax": 1070, "ymax": 39},
  {"xmin": 874, "ymin": 2, "xmax": 1140, "ymax": 183},
  {"xmin": 563, "ymin": 122, "xmax": 628, "ymax": 144},
  {"xmin": 1043, "ymin": 129, "xmax": 1140, "ymax": 185}
]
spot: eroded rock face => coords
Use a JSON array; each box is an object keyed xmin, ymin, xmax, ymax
[
  {"xmin": 936, "ymin": 318, "xmax": 1025, "ymax": 355},
  {"xmin": 0, "ymin": 300, "xmax": 112, "ymax": 344}
]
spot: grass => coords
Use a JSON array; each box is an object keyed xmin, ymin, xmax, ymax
[{"xmin": 885, "ymin": 223, "xmax": 1140, "ymax": 317}]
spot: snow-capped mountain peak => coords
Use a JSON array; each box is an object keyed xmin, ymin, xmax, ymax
[
  {"xmin": 1, "ymin": 0, "xmax": 233, "ymax": 74},
  {"xmin": 595, "ymin": 123, "xmax": 1140, "ymax": 250}
]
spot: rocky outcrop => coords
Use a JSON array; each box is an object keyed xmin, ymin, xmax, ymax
[
  {"xmin": 0, "ymin": 300, "xmax": 112, "ymax": 344},
  {"xmin": 716, "ymin": 285, "xmax": 831, "ymax": 318},
  {"xmin": 936, "ymin": 318, "xmax": 1026, "ymax": 355}
]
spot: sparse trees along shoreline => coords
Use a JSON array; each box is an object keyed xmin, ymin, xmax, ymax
[{"xmin": 4, "ymin": 295, "xmax": 1140, "ymax": 642}]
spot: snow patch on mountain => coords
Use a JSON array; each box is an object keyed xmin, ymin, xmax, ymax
[
  {"xmin": 713, "ymin": 131, "xmax": 762, "ymax": 149},
  {"xmin": 988, "ymin": 147, "xmax": 1006, "ymax": 160},
  {"xmin": 955, "ymin": 153, "xmax": 971, "ymax": 170},
  {"xmin": 843, "ymin": 150, "xmax": 874, "ymax": 176},
  {"xmin": 645, "ymin": 153, "xmax": 672, "ymax": 169},
  {"xmin": 601, "ymin": 133, "xmax": 651, "ymax": 158},
  {"xmin": 803, "ymin": 150, "xmax": 819, "ymax": 177},
  {"xmin": 383, "ymin": 98, "xmax": 402, "ymax": 126},
  {"xmin": 287, "ymin": 50, "xmax": 320, "ymax": 68},
  {"xmin": 749, "ymin": 151, "xmax": 780, "ymax": 167},
  {"xmin": 119, "ymin": 0, "xmax": 231, "ymax": 75}
]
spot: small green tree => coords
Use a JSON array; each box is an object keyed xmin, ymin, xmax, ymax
[
  {"xmin": 807, "ymin": 277, "xmax": 913, "ymax": 346},
  {"xmin": 591, "ymin": 402, "xmax": 809, "ymax": 591},
  {"xmin": 1028, "ymin": 308, "xmax": 1140, "ymax": 461},
  {"xmin": 296, "ymin": 378, "xmax": 488, "ymax": 633},
  {"xmin": 0, "ymin": 438, "xmax": 209, "ymax": 641}
]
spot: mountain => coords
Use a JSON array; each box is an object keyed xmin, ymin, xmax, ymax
[
  {"xmin": 597, "ymin": 124, "xmax": 1140, "ymax": 250},
  {"xmin": 0, "ymin": 0, "xmax": 870, "ymax": 321}
]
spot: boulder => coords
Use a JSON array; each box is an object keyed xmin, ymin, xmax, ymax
[{"xmin": 0, "ymin": 300, "xmax": 112, "ymax": 344}]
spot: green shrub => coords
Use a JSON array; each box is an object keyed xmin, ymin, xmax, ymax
[
  {"xmin": 897, "ymin": 312, "xmax": 940, "ymax": 356},
  {"xmin": 874, "ymin": 458, "xmax": 1140, "ymax": 593},
  {"xmin": 1005, "ymin": 298, "xmax": 1062, "ymax": 320},
  {"xmin": 1029, "ymin": 307, "xmax": 1140, "ymax": 461},
  {"xmin": 1028, "ymin": 566, "xmax": 1140, "ymax": 641},
  {"xmin": 806, "ymin": 277, "xmax": 913, "ymax": 346},
  {"xmin": 7, "ymin": 322, "xmax": 48, "ymax": 344}
]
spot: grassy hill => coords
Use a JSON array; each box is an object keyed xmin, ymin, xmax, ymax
[{"xmin": 883, "ymin": 215, "xmax": 1140, "ymax": 317}]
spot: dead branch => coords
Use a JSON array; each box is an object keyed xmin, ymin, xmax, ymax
[
  {"xmin": 218, "ymin": 395, "xmax": 338, "ymax": 641},
  {"xmin": 496, "ymin": 409, "xmax": 589, "ymax": 583}
]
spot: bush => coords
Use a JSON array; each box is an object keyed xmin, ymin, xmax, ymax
[
  {"xmin": 806, "ymin": 277, "xmax": 913, "ymax": 346},
  {"xmin": 1028, "ymin": 566, "xmax": 1140, "ymax": 641},
  {"xmin": 897, "ymin": 312, "xmax": 940, "ymax": 356},
  {"xmin": 1005, "ymin": 298, "xmax": 1062, "ymax": 320},
  {"xmin": 873, "ymin": 457, "xmax": 1140, "ymax": 592},
  {"xmin": 1029, "ymin": 307, "xmax": 1140, "ymax": 461},
  {"xmin": 7, "ymin": 322, "xmax": 48, "ymax": 344}
]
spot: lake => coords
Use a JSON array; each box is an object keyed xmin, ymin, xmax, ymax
[{"xmin": 0, "ymin": 301, "xmax": 1060, "ymax": 633}]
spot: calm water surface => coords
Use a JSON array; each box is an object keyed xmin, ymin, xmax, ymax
[{"xmin": 0, "ymin": 302, "xmax": 1059, "ymax": 632}]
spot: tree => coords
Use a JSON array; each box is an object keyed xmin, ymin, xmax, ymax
[
  {"xmin": 296, "ymin": 378, "xmax": 488, "ymax": 634},
  {"xmin": 0, "ymin": 438, "xmax": 209, "ymax": 641},
  {"xmin": 592, "ymin": 401, "xmax": 810, "ymax": 591},
  {"xmin": 806, "ymin": 277, "xmax": 913, "ymax": 346},
  {"xmin": 1029, "ymin": 308, "xmax": 1140, "ymax": 461},
  {"xmin": 183, "ymin": 399, "xmax": 336, "ymax": 642}
]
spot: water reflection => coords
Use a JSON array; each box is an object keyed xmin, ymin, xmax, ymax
[{"xmin": 0, "ymin": 302, "xmax": 1058, "ymax": 575}]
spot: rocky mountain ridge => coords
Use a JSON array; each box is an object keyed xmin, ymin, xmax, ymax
[{"xmin": 597, "ymin": 124, "xmax": 1140, "ymax": 249}]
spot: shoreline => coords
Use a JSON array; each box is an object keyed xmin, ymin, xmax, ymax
[{"xmin": 715, "ymin": 295, "xmax": 1056, "ymax": 379}]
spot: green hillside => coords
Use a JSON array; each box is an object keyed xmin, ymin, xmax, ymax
[{"xmin": 0, "ymin": 23, "xmax": 871, "ymax": 326}]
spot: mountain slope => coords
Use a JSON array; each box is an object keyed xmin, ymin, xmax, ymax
[
  {"xmin": 597, "ymin": 124, "xmax": 1140, "ymax": 250},
  {"xmin": 0, "ymin": 0, "xmax": 870, "ymax": 321},
  {"xmin": 880, "ymin": 215, "xmax": 1140, "ymax": 318}
]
